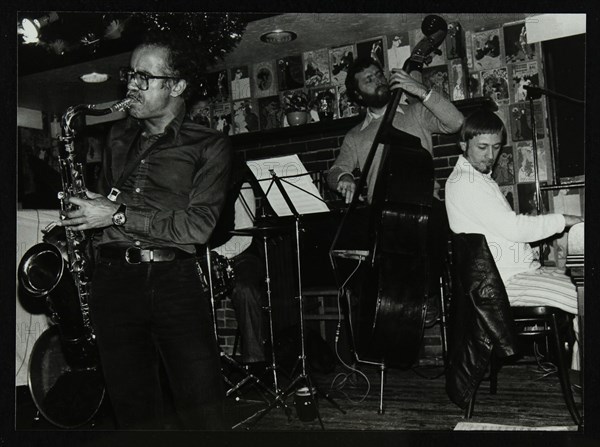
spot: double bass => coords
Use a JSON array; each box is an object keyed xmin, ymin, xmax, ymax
[{"xmin": 330, "ymin": 15, "xmax": 448, "ymax": 369}]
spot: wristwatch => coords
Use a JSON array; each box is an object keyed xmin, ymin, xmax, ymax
[
  {"xmin": 420, "ymin": 88, "xmax": 432, "ymax": 102},
  {"xmin": 112, "ymin": 203, "xmax": 127, "ymax": 226}
]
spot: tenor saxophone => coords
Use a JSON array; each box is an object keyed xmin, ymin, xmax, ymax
[{"xmin": 18, "ymin": 98, "xmax": 131, "ymax": 428}]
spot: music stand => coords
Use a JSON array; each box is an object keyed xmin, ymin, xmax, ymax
[
  {"xmin": 234, "ymin": 166, "xmax": 345, "ymax": 429},
  {"xmin": 203, "ymin": 248, "xmax": 278, "ymax": 409}
]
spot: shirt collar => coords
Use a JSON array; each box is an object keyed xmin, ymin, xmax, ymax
[
  {"xmin": 131, "ymin": 103, "xmax": 187, "ymax": 145},
  {"xmin": 457, "ymin": 154, "xmax": 494, "ymax": 180}
]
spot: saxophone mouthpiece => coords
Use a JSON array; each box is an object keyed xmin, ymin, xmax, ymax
[{"xmin": 110, "ymin": 98, "xmax": 133, "ymax": 113}]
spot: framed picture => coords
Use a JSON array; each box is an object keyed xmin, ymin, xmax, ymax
[
  {"xmin": 211, "ymin": 102, "xmax": 232, "ymax": 136},
  {"xmin": 499, "ymin": 184, "xmax": 517, "ymax": 210},
  {"xmin": 465, "ymin": 30, "xmax": 474, "ymax": 69},
  {"xmin": 504, "ymin": 22, "xmax": 536, "ymax": 63},
  {"xmin": 336, "ymin": 85, "xmax": 359, "ymax": 119},
  {"xmin": 468, "ymin": 71, "xmax": 482, "ymax": 98},
  {"xmin": 232, "ymin": 99, "xmax": 260, "ymax": 134},
  {"xmin": 309, "ymin": 86, "xmax": 337, "ymax": 122},
  {"xmin": 422, "ymin": 65, "xmax": 450, "ymax": 98},
  {"xmin": 495, "ymin": 104, "xmax": 510, "ymax": 134},
  {"xmin": 509, "ymin": 101, "xmax": 545, "ymax": 141},
  {"xmin": 277, "ymin": 55, "xmax": 304, "ymax": 91},
  {"xmin": 303, "ymin": 48, "xmax": 331, "ymax": 88},
  {"xmin": 188, "ymin": 98, "xmax": 212, "ymax": 127},
  {"xmin": 449, "ymin": 60, "xmax": 467, "ymax": 101},
  {"xmin": 493, "ymin": 146, "xmax": 515, "ymax": 186},
  {"xmin": 386, "ymin": 32, "xmax": 411, "ymax": 70},
  {"xmin": 481, "ymin": 67, "xmax": 509, "ymax": 103},
  {"xmin": 511, "ymin": 61, "xmax": 539, "ymax": 103},
  {"xmin": 257, "ymin": 95, "xmax": 284, "ymax": 130},
  {"xmin": 230, "ymin": 66, "xmax": 251, "ymax": 100},
  {"xmin": 516, "ymin": 140, "xmax": 548, "ymax": 183},
  {"xmin": 356, "ymin": 37, "xmax": 385, "ymax": 67},
  {"xmin": 252, "ymin": 60, "xmax": 278, "ymax": 98},
  {"xmin": 446, "ymin": 22, "xmax": 465, "ymax": 60},
  {"xmin": 471, "ymin": 28, "xmax": 503, "ymax": 70},
  {"xmin": 329, "ymin": 44, "xmax": 354, "ymax": 86},
  {"xmin": 207, "ymin": 70, "xmax": 229, "ymax": 103}
]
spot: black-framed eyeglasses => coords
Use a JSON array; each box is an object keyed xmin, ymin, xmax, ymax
[{"xmin": 119, "ymin": 67, "xmax": 179, "ymax": 91}]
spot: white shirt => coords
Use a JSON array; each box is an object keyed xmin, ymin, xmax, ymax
[
  {"xmin": 445, "ymin": 155, "xmax": 565, "ymax": 282},
  {"xmin": 213, "ymin": 183, "xmax": 255, "ymax": 259}
]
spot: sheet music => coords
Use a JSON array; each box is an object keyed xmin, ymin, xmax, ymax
[
  {"xmin": 454, "ymin": 422, "xmax": 577, "ymax": 431},
  {"xmin": 246, "ymin": 155, "xmax": 329, "ymax": 216}
]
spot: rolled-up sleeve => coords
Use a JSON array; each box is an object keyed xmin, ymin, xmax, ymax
[
  {"xmin": 420, "ymin": 89, "xmax": 464, "ymax": 134},
  {"xmin": 327, "ymin": 133, "xmax": 360, "ymax": 191}
]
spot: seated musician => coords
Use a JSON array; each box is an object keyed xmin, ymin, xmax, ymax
[
  {"xmin": 210, "ymin": 166, "xmax": 267, "ymax": 365},
  {"xmin": 445, "ymin": 109, "xmax": 583, "ymax": 368},
  {"xmin": 326, "ymin": 56, "xmax": 464, "ymax": 204}
]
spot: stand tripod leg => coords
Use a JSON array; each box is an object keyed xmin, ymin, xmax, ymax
[
  {"xmin": 378, "ymin": 363, "xmax": 386, "ymax": 415},
  {"xmin": 235, "ymin": 359, "xmax": 345, "ymax": 430},
  {"xmin": 232, "ymin": 376, "xmax": 296, "ymax": 429},
  {"xmin": 312, "ymin": 382, "xmax": 346, "ymax": 415},
  {"xmin": 262, "ymin": 235, "xmax": 283, "ymax": 394},
  {"xmin": 233, "ymin": 365, "xmax": 329, "ymax": 430},
  {"xmin": 221, "ymin": 352, "xmax": 276, "ymax": 403}
]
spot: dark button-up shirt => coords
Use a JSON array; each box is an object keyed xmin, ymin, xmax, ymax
[{"xmin": 96, "ymin": 106, "xmax": 232, "ymax": 254}]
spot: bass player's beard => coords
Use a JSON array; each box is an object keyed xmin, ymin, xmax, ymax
[{"xmin": 360, "ymin": 84, "xmax": 391, "ymax": 109}]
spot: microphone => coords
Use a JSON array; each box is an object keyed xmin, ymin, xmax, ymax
[
  {"xmin": 523, "ymin": 84, "xmax": 544, "ymax": 99},
  {"xmin": 523, "ymin": 84, "xmax": 584, "ymax": 105}
]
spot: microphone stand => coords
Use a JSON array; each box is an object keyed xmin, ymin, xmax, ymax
[{"xmin": 524, "ymin": 88, "xmax": 544, "ymax": 218}]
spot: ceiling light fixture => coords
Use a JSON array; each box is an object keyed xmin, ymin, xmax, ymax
[
  {"xmin": 260, "ymin": 29, "xmax": 297, "ymax": 44},
  {"xmin": 80, "ymin": 72, "xmax": 110, "ymax": 83},
  {"xmin": 19, "ymin": 12, "xmax": 59, "ymax": 44}
]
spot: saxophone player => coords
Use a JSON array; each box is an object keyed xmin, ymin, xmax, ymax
[{"xmin": 59, "ymin": 32, "xmax": 231, "ymax": 429}]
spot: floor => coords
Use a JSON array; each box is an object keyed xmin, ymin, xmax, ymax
[{"xmin": 14, "ymin": 356, "xmax": 581, "ymax": 432}]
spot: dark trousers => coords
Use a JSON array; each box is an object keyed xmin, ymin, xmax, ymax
[
  {"xmin": 230, "ymin": 252, "xmax": 266, "ymax": 363},
  {"xmin": 90, "ymin": 257, "xmax": 225, "ymax": 429}
]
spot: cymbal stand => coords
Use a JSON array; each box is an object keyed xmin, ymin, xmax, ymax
[
  {"xmin": 203, "ymin": 248, "xmax": 276, "ymax": 405},
  {"xmin": 234, "ymin": 172, "xmax": 345, "ymax": 429},
  {"xmin": 230, "ymin": 235, "xmax": 293, "ymax": 429},
  {"xmin": 260, "ymin": 234, "xmax": 284, "ymax": 394}
]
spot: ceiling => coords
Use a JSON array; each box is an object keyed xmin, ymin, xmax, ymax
[{"xmin": 18, "ymin": 12, "xmax": 533, "ymax": 114}]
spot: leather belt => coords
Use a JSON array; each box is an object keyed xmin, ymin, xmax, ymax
[{"xmin": 99, "ymin": 246, "xmax": 195, "ymax": 264}]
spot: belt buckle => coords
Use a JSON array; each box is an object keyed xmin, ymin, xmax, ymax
[{"xmin": 125, "ymin": 246, "xmax": 142, "ymax": 264}]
